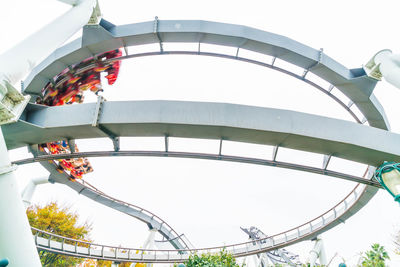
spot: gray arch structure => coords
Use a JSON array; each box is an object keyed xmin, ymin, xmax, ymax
[{"xmin": 4, "ymin": 19, "xmax": 400, "ymax": 262}]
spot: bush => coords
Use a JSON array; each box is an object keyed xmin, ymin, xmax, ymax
[{"xmin": 177, "ymin": 249, "xmax": 244, "ymax": 267}]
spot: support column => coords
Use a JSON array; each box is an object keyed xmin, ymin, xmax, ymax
[
  {"xmin": 143, "ymin": 229, "xmax": 157, "ymax": 250},
  {"xmin": 142, "ymin": 229, "xmax": 157, "ymax": 267},
  {"xmin": 21, "ymin": 176, "xmax": 50, "ymax": 209},
  {"xmin": 309, "ymin": 236, "xmax": 327, "ymax": 267},
  {"xmin": 0, "ymin": 0, "xmax": 98, "ymax": 85},
  {"xmin": 0, "ymin": 129, "xmax": 41, "ymax": 266}
]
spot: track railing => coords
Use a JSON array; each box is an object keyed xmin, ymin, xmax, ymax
[
  {"xmin": 31, "ymin": 183, "xmax": 365, "ymax": 263},
  {"xmin": 13, "ymin": 150, "xmax": 381, "ymax": 187},
  {"xmin": 76, "ymin": 179, "xmax": 191, "ymax": 249},
  {"xmin": 19, "ymin": 19, "xmax": 390, "ymax": 263}
]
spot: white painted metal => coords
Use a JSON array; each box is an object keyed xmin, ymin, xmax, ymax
[
  {"xmin": 142, "ymin": 229, "xmax": 157, "ymax": 267},
  {"xmin": 0, "ymin": 0, "xmax": 100, "ymax": 265},
  {"xmin": 251, "ymin": 255, "xmax": 261, "ymax": 266},
  {"xmin": 21, "ymin": 176, "xmax": 49, "ymax": 208},
  {"xmin": 0, "ymin": 0, "xmax": 97, "ymax": 86},
  {"xmin": 0, "ymin": 130, "xmax": 41, "ymax": 266},
  {"xmin": 143, "ymin": 229, "xmax": 157, "ymax": 251},
  {"xmin": 309, "ymin": 237, "xmax": 327, "ymax": 267},
  {"xmin": 0, "ymin": 11, "xmax": 391, "ymax": 263},
  {"xmin": 57, "ymin": 0, "xmax": 84, "ymax": 5},
  {"xmin": 364, "ymin": 49, "xmax": 400, "ymax": 90}
]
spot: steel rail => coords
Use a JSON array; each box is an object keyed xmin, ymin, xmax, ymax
[
  {"xmin": 22, "ymin": 19, "xmax": 389, "ymax": 130},
  {"xmin": 50, "ymin": 51, "xmax": 362, "ymax": 125},
  {"xmin": 16, "ymin": 19, "xmax": 392, "ymax": 263},
  {"xmin": 25, "ymin": 143, "xmax": 376, "ymax": 261},
  {"xmin": 12, "ymin": 150, "xmax": 381, "ymax": 187},
  {"xmin": 11, "ymin": 98, "xmax": 392, "ymax": 259},
  {"xmin": 28, "ymin": 146, "xmax": 190, "ymax": 250},
  {"xmin": 30, "ymin": 182, "xmax": 365, "ymax": 262},
  {"xmin": 75, "ymin": 179, "xmax": 191, "ymax": 250}
]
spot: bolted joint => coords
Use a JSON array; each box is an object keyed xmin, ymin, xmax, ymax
[
  {"xmin": 363, "ymin": 49, "xmax": 392, "ymax": 81},
  {"xmin": 0, "ymin": 164, "xmax": 17, "ymax": 176},
  {"xmin": 0, "ymin": 80, "xmax": 30, "ymax": 125}
]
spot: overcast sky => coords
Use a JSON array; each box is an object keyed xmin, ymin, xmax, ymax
[{"xmin": 2, "ymin": 0, "xmax": 400, "ymax": 266}]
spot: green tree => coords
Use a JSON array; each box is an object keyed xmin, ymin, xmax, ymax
[
  {"xmin": 360, "ymin": 243, "xmax": 390, "ymax": 267},
  {"xmin": 27, "ymin": 202, "xmax": 92, "ymax": 267},
  {"xmin": 177, "ymin": 249, "xmax": 243, "ymax": 267}
]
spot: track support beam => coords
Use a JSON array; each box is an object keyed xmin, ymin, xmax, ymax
[{"xmin": 92, "ymin": 96, "xmax": 120, "ymax": 151}]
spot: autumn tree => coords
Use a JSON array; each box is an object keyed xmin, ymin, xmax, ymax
[
  {"xmin": 79, "ymin": 259, "xmax": 136, "ymax": 267},
  {"xmin": 27, "ymin": 202, "xmax": 92, "ymax": 267},
  {"xmin": 95, "ymin": 260, "xmax": 137, "ymax": 267}
]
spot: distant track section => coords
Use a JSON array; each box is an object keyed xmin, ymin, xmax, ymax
[
  {"xmin": 29, "ymin": 145, "xmax": 191, "ymax": 251},
  {"xmin": 30, "ymin": 182, "xmax": 369, "ymax": 263}
]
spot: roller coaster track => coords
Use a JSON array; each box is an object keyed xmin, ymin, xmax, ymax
[
  {"xmin": 7, "ymin": 100, "xmax": 399, "ymax": 262},
  {"xmin": 5, "ymin": 19, "xmax": 398, "ymax": 263}
]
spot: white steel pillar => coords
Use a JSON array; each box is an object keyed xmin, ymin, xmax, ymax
[
  {"xmin": 309, "ymin": 236, "xmax": 327, "ymax": 267},
  {"xmin": 0, "ymin": 129, "xmax": 41, "ymax": 266},
  {"xmin": 0, "ymin": 0, "xmax": 100, "ymax": 265},
  {"xmin": 142, "ymin": 229, "xmax": 157, "ymax": 267},
  {"xmin": 21, "ymin": 176, "xmax": 50, "ymax": 209},
  {"xmin": 0, "ymin": 0, "xmax": 98, "ymax": 86},
  {"xmin": 364, "ymin": 49, "xmax": 400, "ymax": 90},
  {"xmin": 143, "ymin": 229, "xmax": 157, "ymax": 250}
]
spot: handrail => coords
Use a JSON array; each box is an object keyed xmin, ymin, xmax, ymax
[
  {"xmin": 31, "ymin": 182, "xmax": 366, "ymax": 261},
  {"xmin": 27, "ymin": 145, "xmax": 191, "ymax": 251},
  {"xmin": 48, "ymin": 50, "xmax": 364, "ymax": 126},
  {"xmin": 20, "ymin": 20, "xmax": 388, "ymax": 262},
  {"xmin": 26, "ymin": 143, "xmax": 371, "ymax": 261},
  {"xmin": 76, "ymin": 179, "xmax": 187, "ymax": 248},
  {"xmin": 13, "ymin": 150, "xmax": 381, "ymax": 187}
]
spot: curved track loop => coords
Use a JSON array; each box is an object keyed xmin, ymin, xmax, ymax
[
  {"xmin": 46, "ymin": 50, "xmax": 363, "ymax": 125},
  {"xmin": 28, "ymin": 146, "xmax": 190, "ymax": 251},
  {"xmin": 11, "ymin": 19, "xmax": 396, "ymax": 263},
  {"xmin": 32, "ymin": 183, "xmax": 367, "ymax": 263},
  {"xmin": 6, "ymin": 97, "xmax": 397, "ymax": 262},
  {"xmin": 23, "ymin": 19, "xmax": 389, "ymax": 129}
]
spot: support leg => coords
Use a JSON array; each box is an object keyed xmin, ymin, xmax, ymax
[
  {"xmin": 0, "ymin": 129, "xmax": 41, "ymax": 266},
  {"xmin": 21, "ymin": 176, "xmax": 50, "ymax": 208},
  {"xmin": 309, "ymin": 236, "xmax": 327, "ymax": 267},
  {"xmin": 142, "ymin": 229, "xmax": 157, "ymax": 267},
  {"xmin": 0, "ymin": 0, "xmax": 97, "ymax": 86}
]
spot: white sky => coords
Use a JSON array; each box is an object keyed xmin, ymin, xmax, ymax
[{"xmin": 2, "ymin": 0, "xmax": 400, "ymax": 266}]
